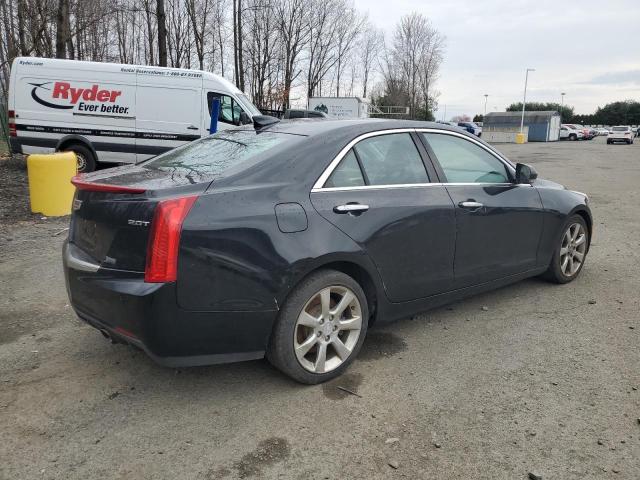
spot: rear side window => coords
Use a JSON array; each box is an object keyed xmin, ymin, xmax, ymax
[
  {"xmin": 143, "ymin": 130, "xmax": 297, "ymax": 177},
  {"xmin": 323, "ymin": 133, "xmax": 429, "ymax": 188},
  {"xmin": 422, "ymin": 133, "xmax": 510, "ymax": 184},
  {"xmin": 325, "ymin": 150, "xmax": 365, "ymax": 187}
]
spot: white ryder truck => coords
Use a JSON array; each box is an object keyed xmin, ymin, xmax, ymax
[{"xmin": 7, "ymin": 57, "xmax": 261, "ymax": 171}]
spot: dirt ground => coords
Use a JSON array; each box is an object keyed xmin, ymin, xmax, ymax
[{"xmin": 1, "ymin": 137, "xmax": 639, "ymax": 479}]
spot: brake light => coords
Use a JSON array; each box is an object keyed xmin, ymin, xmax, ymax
[
  {"xmin": 145, "ymin": 195, "xmax": 198, "ymax": 283},
  {"xmin": 8, "ymin": 109, "xmax": 16, "ymax": 137},
  {"xmin": 71, "ymin": 175, "xmax": 146, "ymax": 193}
]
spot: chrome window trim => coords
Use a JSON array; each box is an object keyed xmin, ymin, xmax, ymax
[{"xmin": 311, "ymin": 128, "xmax": 516, "ymax": 192}]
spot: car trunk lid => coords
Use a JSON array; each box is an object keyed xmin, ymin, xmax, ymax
[{"xmin": 69, "ymin": 165, "xmax": 213, "ymax": 272}]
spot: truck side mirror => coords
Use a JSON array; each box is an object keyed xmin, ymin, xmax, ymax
[{"xmin": 239, "ymin": 112, "xmax": 251, "ymax": 125}]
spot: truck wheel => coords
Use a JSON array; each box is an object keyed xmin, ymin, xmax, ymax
[{"xmin": 62, "ymin": 144, "xmax": 96, "ymax": 173}]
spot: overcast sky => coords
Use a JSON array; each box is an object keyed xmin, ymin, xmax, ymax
[{"xmin": 354, "ymin": 0, "xmax": 640, "ymax": 119}]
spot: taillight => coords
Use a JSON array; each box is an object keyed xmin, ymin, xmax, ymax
[
  {"xmin": 145, "ymin": 196, "xmax": 198, "ymax": 283},
  {"xmin": 8, "ymin": 109, "xmax": 16, "ymax": 137},
  {"xmin": 71, "ymin": 175, "xmax": 146, "ymax": 193}
]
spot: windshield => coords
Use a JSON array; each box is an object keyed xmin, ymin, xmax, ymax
[
  {"xmin": 142, "ymin": 130, "xmax": 299, "ymax": 177},
  {"xmin": 236, "ymin": 94, "xmax": 262, "ymax": 117}
]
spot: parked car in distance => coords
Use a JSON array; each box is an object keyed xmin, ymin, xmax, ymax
[
  {"xmin": 63, "ymin": 118, "xmax": 592, "ymax": 384},
  {"xmin": 560, "ymin": 124, "xmax": 584, "ymax": 141},
  {"xmin": 594, "ymin": 127, "xmax": 609, "ymax": 136},
  {"xmin": 565, "ymin": 124, "xmax": 595, "ymax": 140},
  {"xmin": 457, "ymin": 121, "xmax": 482, "ymax": 137},
  {"xmin": 607, "ymin": 126, "xmax": 635, "ymax": 144},
  {"xmin": 283, "ymin": 109, "xmax": 328, "ymax": 119}
]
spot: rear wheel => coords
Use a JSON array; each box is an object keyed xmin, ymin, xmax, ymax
[
  {"xmin": 542, "ymin": 215, "xmax": 589, "ymax": 284},
  {"xmin": 62, "ymin": 144, "xmax": 96, "ymax": 173},
  {"xmin": 569, "ymin": 134, "xmax": 577, "ymax": 141},
  {"xmin": 267, "ymin": 270, "xmax": 368, "ymax": 384}
]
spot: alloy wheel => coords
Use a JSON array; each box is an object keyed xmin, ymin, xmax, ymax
[
  {"xmin": 75, "ymin": 152, "xmax": 87, "ymax": 172},
  {"xmin": 560, "ymin": 222, "xmax": 587, "ymax": 277},
  {"xmin": 294, "ymin": 285, "xmax": 362, "ymax": 374}
]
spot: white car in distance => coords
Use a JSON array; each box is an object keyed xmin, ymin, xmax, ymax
[
  {"xmin": 560, "ymin": 124, "xmax": 584, "ymax": 141},
  {"xmin": 607, "ymin": 126, "xmax": 634, "ymax": 145}
]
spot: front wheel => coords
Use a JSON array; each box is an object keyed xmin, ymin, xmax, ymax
[
  {"xmin": 569, "ymin": 134, "xmax": 577, "ymax": 141},
  {"xmin": 267, "ymin": 270, "xmax": 369, "ymax": 384},
  {"xmin": 542, "ymin": 215, "xmax": 589, "ymax": 284},
  {"xmin": 62, "ymin": 144, "xmax": 96, "ymax": 173}
]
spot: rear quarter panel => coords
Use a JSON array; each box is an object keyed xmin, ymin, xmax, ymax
[{"xmin": 177, "ymin": 183, "xmax": 380, "ymax": 312}]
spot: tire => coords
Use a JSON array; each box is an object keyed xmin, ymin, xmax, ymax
[
  {"xmin": 607, "ymin": 140, "xmax": 611, "ymax": 145},
  {"xmin": 569, "ymin": 134, "xmax": 577, "ymax": 141},
  {"xmin": 62, "ymin": 143, "xmax": 96, "ymax": 173},
  {"xmin": 541, "ymin": 214, "xmax": 589, "ymax": 284},
  {"xmin": 267, "ymin": 269, "xmax": 369, "ymax": 384}
]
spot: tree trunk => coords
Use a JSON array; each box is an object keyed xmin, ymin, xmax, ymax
[
  {"xmin": 55, "ymin": 0, "xmax": 69, "ymax": 58},
  {"xmin": 237, "ymin": 0, "xmax": 244, "ymax": 91},
  {"xmin": 156, "ymin": 0, "xmax": 167, "ymax": 67}
]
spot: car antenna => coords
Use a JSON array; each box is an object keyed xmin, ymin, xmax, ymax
[{"xmin": 253, "ymin": 115, "xmax": 280, "ymax": 130}]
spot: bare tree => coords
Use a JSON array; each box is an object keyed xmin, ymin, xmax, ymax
[
  {"xmin": 360, "ymin": 24, "xmax": 383, "ymax": 98},
  {"xmin": 275, "ymin": 0, "xmax": 308, "ymax": 110},
  {"xmin": 333, "ymin": 3, "xmax": 363, "ymax": 97},
  {"xmin": 156, "ymin": 0, "xmax": 167, "ymax": 66}
]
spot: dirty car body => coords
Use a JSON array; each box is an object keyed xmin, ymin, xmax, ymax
[{"xmin": 63, "ymin": 119, "xmax": 592, "ymax": 374}]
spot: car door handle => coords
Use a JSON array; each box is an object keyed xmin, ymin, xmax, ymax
[
  {"xmin": 187, "ymin": 125, "xmax": 199, "ymax": 130},
  {"xmin": 333, "ymin": 204, "xmax": 370, "ymax": 214},
  {"xmin": 458, "ymin": 201, "xmax": 484, "ymax": 209}
]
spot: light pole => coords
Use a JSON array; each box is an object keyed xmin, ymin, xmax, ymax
[
  {"xmin": 520, "ymin": 68, "xmax": 535, "ymax": 133},
  {"xmin": 560, "ymin": 92, "xmax": 566, "ymax": 117},
  {"xmin": 484, "ymin": 94, "xmax": 488, "ymax": 117}
]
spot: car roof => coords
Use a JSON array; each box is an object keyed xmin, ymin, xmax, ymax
[{"xmin": 237, "ymin": 118, "xmax": 467, "ymax": 138}]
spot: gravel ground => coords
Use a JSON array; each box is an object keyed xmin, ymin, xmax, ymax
[{"xmin": 1, "ymin": 137, "xmax": 639, "ymax": 479}]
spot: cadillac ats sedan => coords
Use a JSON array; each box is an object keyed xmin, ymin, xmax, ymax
[{"xmin": 63, "ymin": 118, "xmax": 592, "ymax": 384}]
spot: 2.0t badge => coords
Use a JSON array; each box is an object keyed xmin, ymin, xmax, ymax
[{"xmin": 127, "ymin": 219, "xmax": 150, "ymax": 227}]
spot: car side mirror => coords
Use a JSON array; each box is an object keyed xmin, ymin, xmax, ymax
[
  {"xmin": 239, "ymin": 112, "xmax": 251, "ymax": 125},
  {"xmin": 515, "ymin": 163, "xmax": 538, "ymax": 184}
]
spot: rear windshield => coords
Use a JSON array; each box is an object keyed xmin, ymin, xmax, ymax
[
  {"xmin": 611, "ymin": 126, "xmax": 628, "ymax": 132},
  {"xmin": 142, "ymin": 130, "xmax": 299, "ymax": 177}
]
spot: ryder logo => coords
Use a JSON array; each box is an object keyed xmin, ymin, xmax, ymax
[{"xmin": 29, "ymin": 81, "xmax": 130, "ymax": 115}]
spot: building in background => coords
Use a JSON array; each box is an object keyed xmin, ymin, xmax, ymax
[{"xmin": 483, "ymin": 111, "xmax": 561, "ymax": 142}]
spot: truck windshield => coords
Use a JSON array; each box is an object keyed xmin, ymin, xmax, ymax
[
  {"xmin": 237, "ymin": 94, "xmax": 262, "ymax": 117},
  {"xmin": 142, "ymin": 130, "xmax": 298, "ymax": 177}
]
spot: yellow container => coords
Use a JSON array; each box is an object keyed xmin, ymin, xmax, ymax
[
  {"xmin": 27, "ymin": 152, "xmax": 77, "ymax": 216},
  {"xmin": 515, "ymin": 133, "xmax": 526, "ymax": 144}
]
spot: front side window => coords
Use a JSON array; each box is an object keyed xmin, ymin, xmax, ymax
[
  {"xmin": 207, "ymin": 92, "xmax": 244, "ymax": 125},
  {"xmin": 421, "ymin": 133, "xmax": 511, "ymax": 184}
]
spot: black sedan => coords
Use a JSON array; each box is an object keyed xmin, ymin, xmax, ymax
[{"xmin": 63, "ymin": 118, "xmax": 592, "ymax": 384}]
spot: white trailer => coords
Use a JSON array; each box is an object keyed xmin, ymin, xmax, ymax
[{"xmin": 307, "ymin": 97, "xmax": 369, "ymax": 119}]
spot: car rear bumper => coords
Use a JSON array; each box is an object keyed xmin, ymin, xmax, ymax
[{"xmin": 63, "ymin": 241, "xmax": 276, "ymax": 367}]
